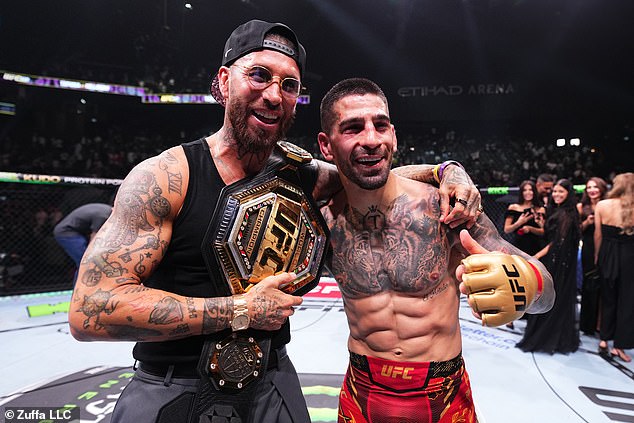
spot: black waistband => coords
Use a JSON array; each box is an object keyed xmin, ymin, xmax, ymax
[
  {"xmin": 138, "ymin": 346, "xmax": 287, "ymax": 379},
  {"xmin": 349, "ymin": 351, "xmax": 463, "ymax": 379}
]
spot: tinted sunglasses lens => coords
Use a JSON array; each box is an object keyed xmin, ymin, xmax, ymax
[
  {"xmin": 247, "ymin": 66, "xmax": 272, "ymax": 87},
  {"xmin": 282, "ymin": 79, "xmax": 301, "ymax": 96},
  {"xmin": 245, "ymin": 66, "xmax": 300, "ymax": 96}
]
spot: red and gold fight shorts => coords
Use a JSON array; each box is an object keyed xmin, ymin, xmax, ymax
[{"xmin": 338, "ymin": 351, "xmax": 477, "ymax": 423}]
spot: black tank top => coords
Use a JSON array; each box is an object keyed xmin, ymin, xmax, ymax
[{"xmin": 133, "ymin": 138, "xmax": 291, "ymax": 365}]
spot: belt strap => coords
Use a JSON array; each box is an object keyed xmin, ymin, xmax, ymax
[
  {"xmin": 138, "ymin": 346, "xmax": 285, "ymax": 380},
  {"xmin": 188, "ymin": 336, "xmax": 273, "ymax": 423}
]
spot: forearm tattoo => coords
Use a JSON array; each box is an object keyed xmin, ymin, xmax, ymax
[
  {"xmin": 467, "ymin": 214, "xmax": 515, "ymax": 254},
  {"xmin": 442, "ymin": 165, "xmax": 471, "ymax": 187},
  {"xmin": 391, "ymin": 165, "xmax": 433, "ymax": 183},
  {"xmin": 202, "ymin": 297, "xmax": 232, "ymax": 334},
  {"xmin": 149, "ymin": 297, "xmax": 184, "ymax": 325}
]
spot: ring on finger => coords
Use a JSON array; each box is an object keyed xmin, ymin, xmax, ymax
[
  {"xmin": 456, "ymin": 198, "xmax": 468, "ymax": 207},
  {"xmin": 477, "ymin": 204, "xmax": 484, "ymax": 213}
]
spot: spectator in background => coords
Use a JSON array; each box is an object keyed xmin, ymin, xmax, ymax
[
  {"xmin": 503, "ymin": 180, "xmax": 545, "ymax": 256},
  {"xmin": 517, "ymin": 179, "xmax": 581, "ymax": 354},
  {"xmin": 595, "ymin": 173, "xmax": 634, "ymax": 362},
  {"xmin": 53, "ymin": 203, "xmax": 112, "ymax": 283},
  {"xmin": 536, "ymin": 173, "xmax": 555, "ymax": 206},
  {"xmin": 502, "ymin": 180, "xmax": 546, "ymax": 330},
  {"xmin": 32, "ymin": 208, "xmax": 51, "ymax": 238},
  {"xmin": 577, "ymin": 177, "xmax": 608, "ymax": 336}
]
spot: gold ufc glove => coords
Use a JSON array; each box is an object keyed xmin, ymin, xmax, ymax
[{"xmin": 461, "ymin": 254, "xmax": 543, "ymax": 327}]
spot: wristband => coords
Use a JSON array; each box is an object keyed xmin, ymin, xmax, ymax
[
  {"xmin": 526, "ymin": 260, "xmax": 544, "ymax": 300},
  {"xmin": 432, "ymin": 164, "xmax": 441, "ymax": 184},
  {"xmin": 438, "ymin": 160, "xmax": 464, "ymax": 182}
]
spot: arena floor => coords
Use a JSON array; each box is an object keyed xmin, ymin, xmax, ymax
[{"xmin": 1, "ymin": 278, "xmax": 632, "ymax": 423}]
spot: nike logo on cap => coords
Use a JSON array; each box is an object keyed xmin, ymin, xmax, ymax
[{"xmin": 225, "ymin": 48, "xmax": 232, "ymax": 58}]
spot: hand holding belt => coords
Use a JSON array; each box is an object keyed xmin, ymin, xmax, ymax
[
  {"xmin": 461, "ymin": 253, "xmax": 543, "ymax": 327},
  {"xmin": 202, "ymin": 140, "xmax": 330, "ymax": 297},
  {"xmin": 191, "ymin": 141, "xmax": 330, "ymax": 422}
]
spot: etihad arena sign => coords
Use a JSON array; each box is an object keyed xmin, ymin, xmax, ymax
[{"xmin": 397, "ymin": 83, "xmax": 515, "ymax": 97}]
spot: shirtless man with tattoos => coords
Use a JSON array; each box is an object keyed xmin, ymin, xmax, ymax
[
  {"xmin": 317, "ymin": 78, "xmax": 555, "ymax": 423},
  {"xmin": 67, "ymin": 22, "xmax": 482, "ymax": 423}
]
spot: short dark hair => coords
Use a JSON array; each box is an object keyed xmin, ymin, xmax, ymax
[
  {"xmin": 320, "ymin": 78, "xmax": 389, "ymax": 135},
  {"xmin": 537, "ymin": 173, "xmax": 555, "ymax": 183}
]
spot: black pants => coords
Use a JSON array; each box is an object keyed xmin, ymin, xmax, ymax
[{"xmin": 111, "ymin": 348, "xmax": 310, "ymax": 423}]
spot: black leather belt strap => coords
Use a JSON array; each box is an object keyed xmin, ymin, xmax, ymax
[
  {"xmin": 138, "ymin": 346, "xmax": 286, "ymax": 380},
  {"xmin": 187, "ymin": 337, "xmax": 272, "ymax": 423}
]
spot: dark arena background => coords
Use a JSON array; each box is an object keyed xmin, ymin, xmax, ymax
[{"xmin": 0, "ymin": 2, "xmax": 633, "ymax": 423}]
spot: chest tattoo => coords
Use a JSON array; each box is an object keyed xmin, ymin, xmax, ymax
[{"xmin": 327, "ymin": 194, "xmax": 450, "ymax": 299}]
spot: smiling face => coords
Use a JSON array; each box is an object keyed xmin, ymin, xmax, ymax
[
  {"xmin": 552, "ymin": 184, "xmax": 569, "ymax": 205},
  {"xmin": 537, "ymin": 180, "xmax": 554, "ymax": 198},
  {"xmin": 318, "ymin": 94, "xmax": 396, "ymax": 190},
  {"xmin": 521, "ymin": 184, "xmax": 535, "ymax": 203},
  {"xmin": 585, "ymin": 180, "xmax": 602, "ymax": 201},
  {"xmin": 219, "ymin": 49, "xmax": 299, "ymax": 154}
]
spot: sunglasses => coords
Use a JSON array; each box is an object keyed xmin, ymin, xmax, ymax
[{"xmin": 234, "ymin": 65, "xmax": 302, "ymax": 98}]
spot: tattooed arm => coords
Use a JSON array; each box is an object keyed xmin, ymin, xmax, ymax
[
  {"xmin": 313, "ymin": 159, "xmax": 481, "ymax": 227},
  {"xmin": 311, "ymin": 160, "xmax": 342, "ymax": 204},
  {"xmin": 68, "ymin": 147, "xmax": 300, "ymax": 342},
  {"xmin": 455, "ymin": 212, "xmax": 555, "ymax": 314},
  {"xmin": 393, "ymin": 164, "xmax": 481, "ymax": 228}
]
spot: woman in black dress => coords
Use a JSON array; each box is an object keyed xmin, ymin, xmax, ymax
[
  {"xmin": 504, "ymin": 180, "xmax": 545, "ymax": 256},
  {"xmin": 517, "ymin": 179, "xmax": 580, "ymax": 354},
  {"xmin": 595, "ymin": 172, "xmax": 634, "ymax": 363},
  {"xmin": 576, "ymin": 177, "xmax": 607, "ymax": 336}
]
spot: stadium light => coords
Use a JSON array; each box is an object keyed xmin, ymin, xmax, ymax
[
  {"xmin": 556, "ymin": 138, "xmax": 566, "ymax": 147},
  {"xmin": 570, "ymin": 138, "xmax": 580, "ymax": 146}
]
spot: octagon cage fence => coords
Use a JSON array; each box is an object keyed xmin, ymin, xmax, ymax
[{"xmin": 0, "ymin": 171, "xmax": 584, "ymax": 297}]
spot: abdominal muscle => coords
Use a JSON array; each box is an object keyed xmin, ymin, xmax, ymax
[{"xmin": 345, "ymin": 277, "xmax": 462, "ymax": 362}]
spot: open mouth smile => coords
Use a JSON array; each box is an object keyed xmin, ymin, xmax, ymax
[
  {"xmin": 355, "ymin": 155, "xmax": 384, "ymax": 167},
  {"xmin": 252, "ymin": 109, "xmax": 281, "ymax": 125}
]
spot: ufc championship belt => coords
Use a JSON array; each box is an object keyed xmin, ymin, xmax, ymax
[
  {"xmin": 192, "ymin": 141, "xmax": 330, "ymax": 423},
  {"xmin": 205, "ymin": 140, "xmax": 329, "ymax": 297}
]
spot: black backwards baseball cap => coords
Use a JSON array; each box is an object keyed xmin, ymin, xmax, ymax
[{"xmin": 211, "ymin": 19, "xmax": 307, "ymax": 106}]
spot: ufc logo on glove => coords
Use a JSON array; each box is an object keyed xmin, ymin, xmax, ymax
[
  {"xmin": 502, "ymin": 264, "xmax": 527, "ymax": 312},
  {"xmin": 461, "ymin": 253, "xmax": 543, "ymax": 327}
]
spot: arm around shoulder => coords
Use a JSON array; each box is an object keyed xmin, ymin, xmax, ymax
[{"xmin": 312, "ymin": 159, "xmax": 342, "ymax": 204}]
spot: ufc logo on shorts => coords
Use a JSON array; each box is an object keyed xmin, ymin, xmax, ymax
[
  {"xmin": 502, "ymin": 264, "xmax": 527, "ymax": 312},
  {"xmin": 381, "ymin": 365, "xmax": 414, "ymax": 379}
]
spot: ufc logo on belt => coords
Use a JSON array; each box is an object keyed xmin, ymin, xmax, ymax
[
  {"xmin": 502, "ymin": 264, "xmax": 527, "ymax": 312},
  {"xmin": 258, "ymin": 202, "xmax": 300, "ymax": 272},
  {"xmin": 380, "ymin": 365, "xmax": 415, "ymax": 379}
]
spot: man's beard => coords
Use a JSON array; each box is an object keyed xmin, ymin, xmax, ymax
[{"xmin": 227, "ymin": 96, "xmax": 295, "ymax": 158}]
